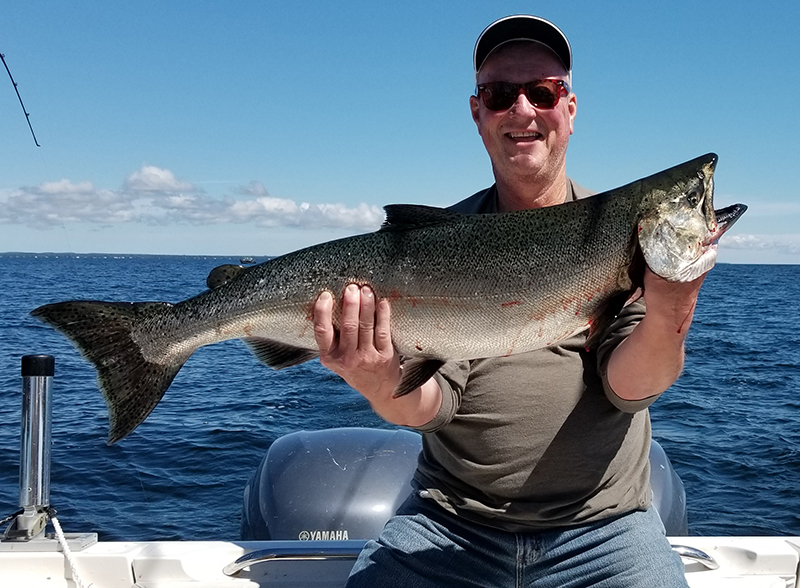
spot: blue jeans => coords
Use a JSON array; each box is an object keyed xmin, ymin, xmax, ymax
[{"xmin": 345, "ymin": 489, "xmax": 688, "ymax": 588}]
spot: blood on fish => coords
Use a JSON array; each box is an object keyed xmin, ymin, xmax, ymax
[
  {"xmin": 585, "ymin": 317, "xmax": 595, "ymax": 352},
  {"xmin": 501, "ymin": 300, "xmax": 522, "ymax": 308}
]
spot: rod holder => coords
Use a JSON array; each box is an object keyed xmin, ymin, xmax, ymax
[{"xmin": 4, "ymin": 355, "xmax": 54, "ymax": 541}]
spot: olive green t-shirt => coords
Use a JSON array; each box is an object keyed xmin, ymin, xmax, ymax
[{"xmin": 411, "ymin": 180, "xmax": 656, "ymax": 531}]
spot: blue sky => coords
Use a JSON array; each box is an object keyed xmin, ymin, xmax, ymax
[{"xmin": 1, "ymin": 1, "xmax": 798, "ymax": 263}]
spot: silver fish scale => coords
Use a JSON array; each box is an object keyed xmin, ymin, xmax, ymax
[{"xmin": 132, "ymin": 190, "xmax": 642, "ymax": 364}]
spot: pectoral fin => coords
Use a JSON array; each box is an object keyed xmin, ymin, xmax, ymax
[
  {"xmin": 393, "ymin": 358, "xmax": 445, "ymax": 397},
  {"xmin": 244, "ymin": 337, "xmax": 319, "ymax": 369}
]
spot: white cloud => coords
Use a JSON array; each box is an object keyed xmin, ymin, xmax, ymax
[
  {"xmin": 0, "ymin": 166, "xmax": 384, "ymax": 231},
  {"xmin": 0, "ymin": 180, "xmax": 136, "ymax": 227},
  {"xmin": 223, "ymin": 198, "xmax": 384, "ymax": 229},
  {"xmin": 123, "ymin": 166, "xmax": 195, "ymax": 192},
  {"xmin": 229, "ymin": 196, "xmax": 300, "ymax": 221},
  {"xmin": 38, "ymin": 179, "xmax": 95, "ymax": 194},
  {"xmin": 722, "ymin": 234, "xmax": 800, "ymax": 255}
]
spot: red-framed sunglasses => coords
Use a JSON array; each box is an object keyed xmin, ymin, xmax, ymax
[{"xmin": 476, "ymin": 79, "xmax": 571, "ymax": 111}]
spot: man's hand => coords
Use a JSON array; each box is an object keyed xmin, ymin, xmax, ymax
[
  {"xmin": 313, "ymin": 284, "xmax": 443, "ymax": 426},
  {"xmin": 314, "ymin": 284, "xmax": 401, "ymax": 401},
  {"xmin": 606, "ymin": 267, "xmax": 707, "ymax": 401},
  {"xmin": 641, "ymin": 267, "xmax": 706, "ymax": 335}
]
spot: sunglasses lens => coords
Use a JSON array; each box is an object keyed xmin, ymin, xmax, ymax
[
  {"xmin": 526, "ymin": 81, "xmax": 559, "ymax": 109},
  {"xmin": 479, "ymin": 80, "xmax": 566, "ymax": 111},
  {"xmin": 481, "ymin": 83, "xmax": 518, "ymax": 111}
]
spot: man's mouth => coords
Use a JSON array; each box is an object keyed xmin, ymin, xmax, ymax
[{"xmin": 506, "ymin": 131, "xmax": 542, "ymax": 140}]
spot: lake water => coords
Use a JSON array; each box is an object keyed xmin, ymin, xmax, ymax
[{"xmin": 0, "ymin": 254, "xmax": 797, "ymax": 540}]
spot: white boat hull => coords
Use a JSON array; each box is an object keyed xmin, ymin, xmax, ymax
[{"xmin": 1, "ymin": 536, "xmax": 798, "ymax": 587}]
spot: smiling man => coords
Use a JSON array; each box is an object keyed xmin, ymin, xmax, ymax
[
  {"xmin": 314, "ymin": 15, "xmax": 699, "ymax": 587},
  {"xmin": 468, "ymin": 37, "xmax": 576, "ymax": 211}
]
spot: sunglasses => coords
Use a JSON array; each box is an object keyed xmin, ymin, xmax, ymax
[{"xmin": 476, "ymin": 79, "xmax": 571, "ymax": 111}]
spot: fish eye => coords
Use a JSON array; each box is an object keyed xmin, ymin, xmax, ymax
[{"xmin": 686, "ymin": 189, "xmax": 701, "ymax": 208}]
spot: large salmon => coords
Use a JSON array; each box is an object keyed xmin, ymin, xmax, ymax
[{"xmin": 32, "ymin": 153, "xmax": 745, "ymax": 443}]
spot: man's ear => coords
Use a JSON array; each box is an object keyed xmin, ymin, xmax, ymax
[
  {"xmin": 568, "ymin": 93, "xmax": 577, "ymax": 135},
  {"xmin": 469, "ymin": 94, "xmax": 481, "ymax": 127}
]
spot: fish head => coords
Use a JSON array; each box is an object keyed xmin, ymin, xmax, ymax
[{"xmin": 637, "ymin": 153, "xmax": 746, "ymax": 282}]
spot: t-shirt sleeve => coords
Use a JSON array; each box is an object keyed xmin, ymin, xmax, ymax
[
  {"xmin": 412, "ymin": 360, "xmax": 469, "ymax": 433},
  {"xmin": 595, "ymin": 298, "xmax": 662, "ymax": 413}
]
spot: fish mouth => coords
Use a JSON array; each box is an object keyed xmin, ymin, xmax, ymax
[{"xmin": 704, "ymin": 203, "xmax": 747, "ymax": 245}]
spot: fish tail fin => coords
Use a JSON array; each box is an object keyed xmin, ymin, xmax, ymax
[{"xmin": 31, "ymin": 300, "xmax": 186, "ymax": 444}]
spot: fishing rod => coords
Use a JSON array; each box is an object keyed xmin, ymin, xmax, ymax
[{"xmin": 1, "ymin": 51, "xmax": 40, "ymax": 147}]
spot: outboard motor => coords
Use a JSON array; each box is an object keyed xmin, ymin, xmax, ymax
[
  {"xmin": 649, "ymin": 439, "xmax": 688, "ymax": 535},
  {"xmin": 241, "ymin": 427, "xmax": 422, "ymax": 541},
  {"xmin": 241, "ymin": 427, "xmax": 688, "ymax": 540}
]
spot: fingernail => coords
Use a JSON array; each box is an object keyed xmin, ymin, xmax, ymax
[{"xmin": 362, "ymin": 286, "xmax": 373, "ymax": 298}]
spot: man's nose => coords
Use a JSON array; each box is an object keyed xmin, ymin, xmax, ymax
[{"xmin": 509, "ymin": 90, "xmax": 537, "ymax": 116}]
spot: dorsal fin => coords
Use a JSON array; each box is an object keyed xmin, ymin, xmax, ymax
[
  {"xmin": 206, "ymin": 264, "xmax": 247, "ymax": 289},
  {"xmin": 380, "ymin": 204, "xmax": 463, "ymax": 231}
]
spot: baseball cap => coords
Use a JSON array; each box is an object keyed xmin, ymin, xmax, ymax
[{"xmin": 473, "ymin": 15, "xmax": 572, "ymax": 74}]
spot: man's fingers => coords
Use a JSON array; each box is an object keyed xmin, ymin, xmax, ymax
[
  {"xmin": 338, "ymin": 284, "xmax": 362, "ymax": 354},
  {"xmin": 313, "ymin": 291, "xmax": 335, "ymax": 355},
  {"xmin": 374, "ymin": 298, "xmax": 393, "ymax": 354},
  {"xmin": 358, "ymin": 286, "xmax": 377, "ymax": 350},
  {"xmin": 316, "ymin": 284, "xmax": 393, "ymax": 371}
]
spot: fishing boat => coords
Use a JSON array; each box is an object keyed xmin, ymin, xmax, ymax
[{"xmin": 2, "ymin": 356, "xmax": 799, "ymax": 587}]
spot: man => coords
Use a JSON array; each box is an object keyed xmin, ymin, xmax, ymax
[{"xmin": 313, "ymin": 15, "xmax": 700, "ymax": 587}]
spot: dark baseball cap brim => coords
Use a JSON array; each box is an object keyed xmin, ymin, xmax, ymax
[{"xmin": 474, "ymin": 15, "xmax": 572, "ymax": 73}]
